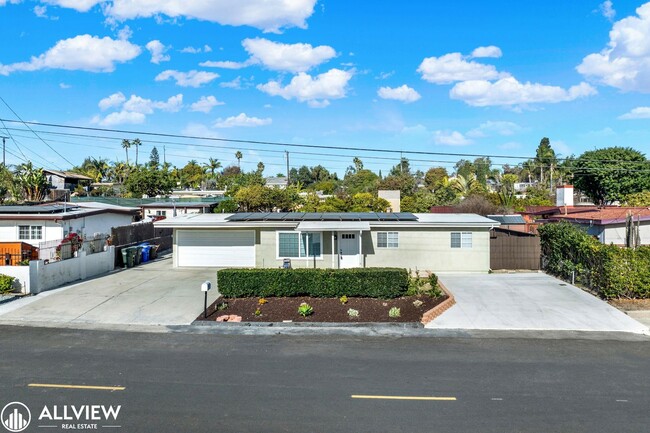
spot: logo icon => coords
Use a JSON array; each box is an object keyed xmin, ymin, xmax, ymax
[{"xmin": 1, "ymin": 402, "xmax": 31, "ymax": 432}]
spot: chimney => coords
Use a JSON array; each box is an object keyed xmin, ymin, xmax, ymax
[{"xmin": 556, "ymin": 184, "xmax": 574, "ymax": 207}]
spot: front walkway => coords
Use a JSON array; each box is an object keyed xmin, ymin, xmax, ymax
[
  {"xmin": 0, "ymin": 255, "xmax": 219, "ymax": 326},
  {"xmin": 428, "ymin": 273, "xmax": 649, "ymax": 334}
]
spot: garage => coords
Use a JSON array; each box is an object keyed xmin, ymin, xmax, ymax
[{"xmin": 177, "ymin": 229, "xmax": 255, "ymax": 267}]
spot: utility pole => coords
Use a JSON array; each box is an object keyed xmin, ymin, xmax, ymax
[
  {"xmin": 163, "ymin": 145, "xmax": 166, "ymax": 164},
  {"xmin": 0, "ymin": 136, "xmax": 8, "ymax": 166},
  {"xmin": 285, "ymin": 150, "xmax": 290, "ymax": 184}
]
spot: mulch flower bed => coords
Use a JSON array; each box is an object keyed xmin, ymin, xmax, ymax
[{"xmin": 197, "ymin": 294, "xmax": 447, "ymax": 323}]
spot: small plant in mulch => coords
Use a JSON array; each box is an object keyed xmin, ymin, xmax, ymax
[
  {"xmin": 388, "ymin": 307, "xmax": 401, "ymax": 318},
  {"xmin": 347, "ymin": 308, "xmax": 359, "ymax": 318},
  {"xmin": 412, "ymin": 300, "xmax": 424, "ymax": 308},
  {"xmin": 298, "ymin": 302, "xmax": 313, "ymax": 317},
  {"xmin": 216, "ymin": 302, "xmax": 229, "ymax": 311},
  {"xmin": 339, "ymin": 295, "xmax": 348, "ymax": 304},
  {"xmin": 254, "ymin": 308, "xmax": 262, "ymax": 317},
  {"xmin": 258, "ymin": 298, "xmax": 268, "ymax": 305}
]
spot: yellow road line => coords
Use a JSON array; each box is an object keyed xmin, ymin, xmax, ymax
[
  {"xmin": 351, "ymin": 395, "xmax": 456, "ymax": 401},
  {"xmin": 28, "ymin": 383, "xmax": 125, "ymax": 391}
]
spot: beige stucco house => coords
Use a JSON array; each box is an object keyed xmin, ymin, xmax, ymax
[{"xmin": 156, "ymin": 212, "xmax": 499, "ymax": 273}]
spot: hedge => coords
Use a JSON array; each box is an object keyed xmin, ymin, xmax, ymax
[
  {"xmin": 217, "ymin": 268, "xmax": 409, "ymax": 299},
  {"xmin": 0, "ymin": 274, "xmax": 15, "ymax": 295},
  {"xmin": 538, "ymin": 222, "xmax": 650, "ymax": 299}
]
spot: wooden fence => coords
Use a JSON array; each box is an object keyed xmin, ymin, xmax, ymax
[{"xmin": 490, "ymin": 228, "xmax": 541, "ymax": 270}]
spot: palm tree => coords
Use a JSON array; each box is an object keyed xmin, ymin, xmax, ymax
[
  {"xmin": 15, "ymin": 162, "xmax": 48, "ymax": 202},
  {"xmin": 235, "ymin": 151, "xmax": 243, "ymax": 168},
  {"xmin": 256, "ymin": 161, "xmax": 265, "ymax": 175},
  {"xmin": 133, "ymin": 138, "xmax": 142, "ymax": 166},
  {"xmin": 203, "ymin": 157, "xmax": 222, "ymax": 177},
  {"xmin": 449, "ymin": 174, "xmax": 478, "ymax": 197},
  {"xmin": 121, "ymin": 139, "xmax": 131, "ymax": 165}
]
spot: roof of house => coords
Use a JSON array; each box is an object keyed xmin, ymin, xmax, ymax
[
  {"xmin": 0, "ymin": 202, "xmax": 138, "ymax": 221},
  {"xmin": 155, "ymin": 212, "xmax": 499, "ymax": 229},
  {"xmin": 141, "ymin": 201, "xmax": 218, "ymax": 209},
  {"xmin": 548, "ymin": 207, "xmax": 650, "ymax": 225},
  {"xmin": 43, "ymin": 169, "xmax": 93, "ymax": 181},
  {"xmin": 265, "ymin": 177, "xmax": 288, "ymax": 185},
  {"xmin": 487, "ymin": 215, "xmax": 527, "ymax": 225}
]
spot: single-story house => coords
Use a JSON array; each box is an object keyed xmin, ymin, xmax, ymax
[
  {"xmin": 265, "ymin": 177, "xmax": 288, "ymax": 189},
  {"xmin": 155, "ymin": 212, "xmax": 500, "ymax": 272},
  {"xmin": 0, "ymin": 202, "xmax": 139, "ymax": 258},
  {"xmin": 141, "ymin": 201, "xmax": 220, "ymax": 219},
  {"xmin": 545, "ymin": 207, "xmax": 650, "ymax": 245}
]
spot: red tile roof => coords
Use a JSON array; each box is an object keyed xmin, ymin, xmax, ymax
[{"xmin": 549, "ymin": 207, "xmax": 650, "ymax": 225}]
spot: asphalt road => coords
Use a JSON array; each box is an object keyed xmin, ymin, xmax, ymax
[{"xmin": 0, "ymin": 326, "xmax": 648, "ymax": 433}]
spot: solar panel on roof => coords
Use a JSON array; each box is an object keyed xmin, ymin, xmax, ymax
[
  {"xmin": 303, "ymin": 213, "xmax": 323, "ymax": 220},
  {"xmin": 263, "ymin": 213, "xmax": 286, "ymax": 220},
  {"xmin": 377, "ymin": 213, "xmax": 397, "ymax": 221},
  {"xmin": 394, "ymin": 212, "xmax": 418, "ymax": 221},
  {"xmin": 321, "ymin": 213, "xmax": 342, "ymax": 221}
]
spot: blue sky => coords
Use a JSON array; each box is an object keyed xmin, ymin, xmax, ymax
[{"xmin": 1, "ymin": 1, "xmax": 650, "ymax": 176}]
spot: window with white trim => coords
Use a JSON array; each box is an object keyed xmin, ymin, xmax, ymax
[
  {"xmin": 19, "ymin": 225, "xmax": 43, "ymax": 240},
  {"xmin": 377, "ymin": 231, "xmax": 399, "ymax": 248},
  {"xmin": 278, "ymin": 232, "xmax": 322, "ymax": 258},
  {"xmin": 451, "ymin": 232, "xmax": 472, "ymax": 248},
  {"xmin": 156, "ymin": 210, "xmax": 167, "ymax": 216}
]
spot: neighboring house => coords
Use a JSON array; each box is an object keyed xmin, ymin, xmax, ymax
[
  {"xmin": 378, "ymin": 190, "xmax": 400, "ymax": 212},
  {"xmin": 546, "ymin": 208, "xmax": 650, "ymax": 245},
  {"xmin": 265, "ymin": 177, "xmax": 288, "ymax": 189},
  {"xmin": 43, "ymin": 169, "xmax": 92, "ymax": 191},
  {"xmin": 141, "ymin": 201, "xmax": 219, "ymax": 219},
  {"xmin": 155, "ymin": 212, "xmax": 499, "ymax": 272},
  {"xmin": 0, "ymin": 203, "xmax": 138, "ymax": 259},
  {"xmin": 486, "ymin": 215, "xmax": 534, "ymax": 234}
]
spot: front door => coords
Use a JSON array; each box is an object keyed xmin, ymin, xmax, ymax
[{"xmin": 339, "ymin": 232, "xmax": 360, "ymax": 268}]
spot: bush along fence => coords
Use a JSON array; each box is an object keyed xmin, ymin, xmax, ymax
[
  {"xmin": 217, "ymin": 268, "xmax": 410, "ymax": 299},
  {"xmin": 538, "ymin": 222, "xmax": 650, "ymax": 299}
]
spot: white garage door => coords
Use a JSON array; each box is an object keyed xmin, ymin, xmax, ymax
[{"xmin": 177, "ymin": 230, "xmax": 255, "ymax": 267}]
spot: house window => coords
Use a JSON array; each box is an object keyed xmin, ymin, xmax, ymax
[
  {"xmin": 377, "ymin": 231, "xmax": 399, "ymax": 248},
  {"xmin": 451, "ymin": 232, "xmax": 472, "ymax": 248},
  {"xmin": 156, "ymin": 210, "xmax": 167, "ymax": 216},
  {"xmin": 19, "ymin": 225, "xmax": 43, "ymax": 240},
  {"xmin": 278, "ymin": 232, "xmax": 322, "ymax": 258}
]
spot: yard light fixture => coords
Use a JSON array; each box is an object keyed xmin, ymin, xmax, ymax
[{"xmin": 201, "ymin": 280, "xmax": 212, "ymax": 319}]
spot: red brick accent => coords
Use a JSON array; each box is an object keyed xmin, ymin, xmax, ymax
[{"xmin": 420, "ymin": 280, "xmax": 456, "ymax": 325}]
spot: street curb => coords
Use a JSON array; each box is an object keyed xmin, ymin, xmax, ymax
[
  {"xmin": 190, "ymin": 320, "xmax": 422, "ymax": 329},
  {"xmin": 420, "ymin": 281, "xmax": 455, "ymax": 325}
]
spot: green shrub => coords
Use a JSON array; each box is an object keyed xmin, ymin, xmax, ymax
[
  {"xmin": 0, "ymin": 274, "xmax": 15, "ymax": 295},
  {"xmin": 388, "ymin": 307, "xmax": 401, "ymax": 318},
  {"xmin": 298, "ymin": 302, "xmax": 313, "ymax": 317},
  {"xmin": 217, "ymin": 268, "xmax": 409, "ymax": 299},
  {"xmin": 429, "ymin": 272, "xmax": 438, "ymax": 289}
]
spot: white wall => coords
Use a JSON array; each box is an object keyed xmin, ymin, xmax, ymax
[
  {"xmin": 69, "ymin": 214, "xmax": 134, "ymax": 238},
  {"xmin": 0, "ymin": 220, "xmax": 63, "ymax": 246},
  {"xmin": 0, "ymin": 246, "xmax": 116, "ymax": 294}
]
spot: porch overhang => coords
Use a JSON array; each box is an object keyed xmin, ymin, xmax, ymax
[{"xmin": 294, "ymin": 221, "xmax": 371, "ymax": 232}]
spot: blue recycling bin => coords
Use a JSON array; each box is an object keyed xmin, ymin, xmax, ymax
[{"xmin": 140, "ymin": 244, "xmax": 151, "ymax": 262}]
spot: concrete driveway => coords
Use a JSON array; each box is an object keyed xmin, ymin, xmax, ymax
[
  {"xmin": 0, "ymin": 255, "xmax": 219, "ymax": 326},
  {"xmin": 428, "ymin": 273, "xmax": 649, "ymax": 334}
]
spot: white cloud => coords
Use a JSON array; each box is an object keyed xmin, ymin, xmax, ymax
[
  {"xmin": 0, "ymin": 34, "xmax": 140, "ymax": 75},
  {"xmin": 257, "ymin": 68, "xmax": 352, "ymax": 107},
  {"xmin": 450, "ymin": 77, "xmax": 596, "ymax": 106},
  {"xmin": 242, "ymin": 38, "xmax": 336, "ymax": 72},
  {"xmin": 466, "ymin": 121, "xmax": 522, "ymax": 138},
  {"xmin": 43, "ymin": 1, "xmax": 101, "ymax": 12},
  {"xmin": 93, "ymin": 110, "xmax": 146, "ymax": 126},
  {"xmin": 418, "ymin": 52, "xmax": 507, "ymax": 84},
  {"xmin": 145, "ymin": 40, "xmax": 170, "ymax": 64},
  {"xmin": 155, "ymin": 69, "xmax": 219, "ymax": 87},
  {"xmin": 377, "ymin": 85, "xmax": 421, "ymax": 103},
  {"xmin": 375, "ymin": 71, "xmax": 394, "ymax": 80},
  {"xmin": 59, "ymin": 82, "xmax": 71, "ymax": 89},
  {"xmin": 433, "ymin": 130, "xmax": 473, "ymax": 146},
  {"xmin": 471, "ymin": 45, "xmax": 502, "ymax": 58},
  {"xmin": 619, "ymin": 106, "xmax": 650, "ymax": 119},
  {"xmin": 34, "ymin": 5, "xmax": 48, "ymax": 18},
  {"xmin": 0, "ymin": 1, "xmax": 22, "ymax": 6},
  {"xmin": 117, "ymin": 25, "xmax": 132, "ymax": 40},
  {"xmin": 578, "ymin": 3, "xmax": 650, "ymax": 92},
  {"xmin": 200, "ymin": 60, "xmax": 252, "ymax": 69},
  {"xmin": 94, "ymin": 93, "xmax": 183, "ymax": 125},
  {"xmin": 190, "ymin": 95, "xmax": 224, "ymax": 113},
  {"xmin": 203, "ymin": 38, "xmax": 336, "ymax": 73},
  {"xmin": 600, "ymin": 1, "xmax": 616, "ymax": 21},
  {"xmin": 214, "ymin": 113, "xmax": 271, "ymax": 128},
  {"xmin": 181, "ymin": 45, "xmax": 212, "ymax": 54},
  {"xmin": 103, "ymin": 0, "xmax": 317, "ymax": 33},
  {"xmin": 98, "ymin": 91, "xmax": 126, "ymax": 110}
]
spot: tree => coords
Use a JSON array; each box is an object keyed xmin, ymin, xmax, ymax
[
  {"xmin": 424, "ymin": 167, "xmax": 448, "ymax": 191},
  {"xmin": 572, "ymin": 147, "xmax": 650, "ymax": 205},
  {"xmin": 124, "ymin": 165, "xmax": 175, "ymax": 198},
  {"xmin": 473, "ymin": 157, "xmax": 492, "ymax": 186},
  {"xmin": 343, "ymin": 169, "xmax": 379, "ymax": 194},
  {"xmin": 179, "ymin": 160, "xmax": 204, "ymax": 189},
  {"xmin": 133, "ymin": 138, "xmax": 142, "ymax": 166},
  {"xmin": 256, "ymin": 161, "xmax": 265, "ymax": 175},
  {"xmin": 349, "ymin": 193, "xmax": 390, "ymax": 212},
  {"xmin": 121, "ymin": 139, "xmax": 131, "ymax": 165},
  {"xmin": 535, "ymin": 137, "xmax": 557, "ymax": 187},
  {"xmin": 353, "ymin": 157, "xmax": 363, "ymax": 173},
  {"xmin": 454, "ymin": 159, "xmax": 474, "ymax": 179},
  {"xmin": 149, "ymin": 147, "xmax": 160, "ymax": 168},
  {"xmin": 15, "ymin": 162, "xmax": 48, "ymax": 202},
  {"xmin": 624, "ymin": 191, "xmax": 650, "ymax": 206},
  {"xmin": 235, "ymin": 151, "xmax": 243, "ymax": 168}
]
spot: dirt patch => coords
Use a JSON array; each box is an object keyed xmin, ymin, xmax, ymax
[
  {"xmin": 196, "ymin": 294, "xmax": 447, "ymax": 323},
  {"xmin": 608, "ymin": 298, "xmax": 650, "ymax": 311}
]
